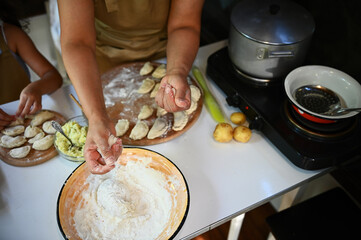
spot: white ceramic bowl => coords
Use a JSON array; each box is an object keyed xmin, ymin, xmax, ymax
[{"xmin": 284, "ymin": 65, "xmax": 361, "ymax": 120}]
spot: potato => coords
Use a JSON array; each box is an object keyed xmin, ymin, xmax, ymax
[
  {"xmin": 230, "ymin": 112, "xmax": 246, "ymax": 125},
  {"xmin": 213, "ymin": 123, "xmax": 233, "ymax": 143},
  {"xmin": 233, "ymin": 126, "xmax": 252, "ymax": 143}
]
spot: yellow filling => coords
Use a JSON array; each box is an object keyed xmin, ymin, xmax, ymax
[{"xmin": 55, "ymin": 121, "xmax": 88, "ymax": 158}]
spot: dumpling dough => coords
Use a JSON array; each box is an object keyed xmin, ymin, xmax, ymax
[
  {"xmin": 137, "ymin": 78, "xmax": 155, "ymax": 94},
  {"xmin": 190, "ymin": 85, "xmax": 201, "ymax": 102},
  {"xmin": 115, "ymin": 119, "xmax": 130, "ymax": 137},
  {"xmin": 150, "ymin": 82, "xmax": 160, "ymax": 98},
  {"xmin": 31, "ymin": 111, "xmax": 55, "ymax": 126},
  {"xmin": 24, "ymin": 125, "xmax": 42, "ymax": 138},
  {"xmin": 152, "ymin": 64, "xmax": 166, "ymax": 79},
  {"xmin": 147, "ymin": 118, "xmax": 169, "ymax": 139},
  {"xmin": 172, "ymin": 111, "xmax": 189, "ymax": 131},
  {"xmin": 32, "ymin": 135, "xmax": 55, "ymax": 150},
  {"xmin": 139, "ymin": 61, "xmax": 154, "ymax": 76},
  {"xmin": 129, "ymin": 121, "xmax": 149, "ymax": 140},
  {"xmin": 0, "ymin": 135, "xmax": 27, "ymax": 148},
  {"xmin": 9, "ymin": 118, "xmax": 24, "ymax": 126},
  {"xmin": 42, "ymin": 120, "xmax": 56, "ymax": 134},
  {"xmin": 1, "ymin": 125, "xmax": 25, "ymax": 136},
  {"xmin": 9, "ymin": 146, "xmax": 31, "ymax": 158},
  {"xmin": 185, "ymin": 100, "xmax": 197, "ymax": 115},
  {"xmin": 28, "ymin": 132, "xmax": 45, "ymax": 144},
  {"xmin": 138, "ymin": 105, "xmax": 154, "ymax": 120},
  {"xmin": 156, "ymin": 106, "xmax": 168, "ymax": 117}
]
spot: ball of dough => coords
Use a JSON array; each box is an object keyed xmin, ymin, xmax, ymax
[
  {"xmin": 213, "ymin": 123, "xmax": 233, "ymax": 143},
  {"xmin": 233, "ymin": 126, "xmax": 252, "ymax": 143},
  {"xmin": 230, "ymin": 112, "xmax": 246, "ymax": 125}
]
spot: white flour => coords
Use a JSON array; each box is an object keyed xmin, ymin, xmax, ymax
[
  {"xmin": 103, "ymin": 68, "xmax": 141, "ymax": 108},
  {"xmin": 73, "ymin": 157, "xmax": 174, "ymax": 240}
]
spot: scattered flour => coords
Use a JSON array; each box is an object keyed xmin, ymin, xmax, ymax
[
  {"xmin": 103, "ymin": 67, "xmax": 141, "ymax": 108},
  {"xmin": 73, "ymin": 156, "xmax": 174, "ymax": 240}
]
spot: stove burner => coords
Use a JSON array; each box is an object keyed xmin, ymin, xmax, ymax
[
  {"xmin": 207, "ymin": 47, "xmax": 361, "ymax": 170},
  {"xmin": 284, "ymin": 101, "xmax": 357, "ymax": 140},
  {"xmin": 231, "ymin": 64, "xmax": 283, "ymax": 87}
]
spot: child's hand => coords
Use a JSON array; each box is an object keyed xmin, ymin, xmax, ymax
[
  {"xmin": 0, "ymin": 108, "xmax": 15, "ymax": 130},
  {"xmin": 16, "ymin": 83, "xmax": 42, "ymax": 117}
]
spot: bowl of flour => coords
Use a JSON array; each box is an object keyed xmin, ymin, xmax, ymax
[{"xmin": 57, "ymin": 147, "xmax": 189, "ymax": 240}]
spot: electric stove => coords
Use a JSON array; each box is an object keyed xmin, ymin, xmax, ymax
[{"xmin": 206, "ymin": 47, "xmax": 361, "ymax": 170}]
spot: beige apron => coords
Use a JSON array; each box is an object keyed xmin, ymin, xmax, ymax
[
  {"xmin": 94, "ymin": 0, "xmax": 170, "ymax": 73},
  {"xmin": 0, "ymin": 25, "xmax": 30, "ymax": 105}
]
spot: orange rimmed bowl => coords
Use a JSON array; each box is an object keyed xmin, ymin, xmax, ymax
[{"xmin": 57, "ymin": 147, "xmax": 189, "ymax": 240}]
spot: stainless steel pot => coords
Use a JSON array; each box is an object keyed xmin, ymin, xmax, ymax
[{"xmin": 228, "ymin": 0, "xmax": 315, "ymax": 80}]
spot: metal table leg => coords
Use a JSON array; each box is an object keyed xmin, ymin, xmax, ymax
[{"xmin": 227, "ymin": 213, "xmax": 245, "ymax": 240}]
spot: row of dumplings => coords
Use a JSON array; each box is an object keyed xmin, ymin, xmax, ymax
[
  {"xmin": 0, "ymin": 111, "xmax": 57, "ymax": 158},
  {"xmin": 113, "ymin": 62, "xmax": 202, "ymax": 141}
]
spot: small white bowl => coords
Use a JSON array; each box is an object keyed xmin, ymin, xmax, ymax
[{"xmin": 284, "ymin": 65, "xmax": 361, "ymax": 120}]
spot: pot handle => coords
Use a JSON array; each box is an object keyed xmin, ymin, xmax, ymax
[
  {"xmin": 269, "ymin": 51, "xmax": 294, "ymax": 58},
  {"xmin": 257, "ymin": 48, "xmax": 294, "ymax": 59}
]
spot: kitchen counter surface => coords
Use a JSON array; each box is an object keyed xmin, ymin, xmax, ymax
[{"xmin": 0, "ymin": 41, "xmax": 327, "ymax": 240}]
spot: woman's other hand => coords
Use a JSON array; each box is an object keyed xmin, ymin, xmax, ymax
[
  {"xmin": 83, "ymin": 116, "xmax": 123, "ymax": 174},
  {"xmin": 155, "ymin": 72, "xmax": 191, "ymax": 112}
]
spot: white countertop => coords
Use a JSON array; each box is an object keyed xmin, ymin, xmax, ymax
[{"xmin": 0, "ymin": 41, "xmax": 326, "ymax": 240}]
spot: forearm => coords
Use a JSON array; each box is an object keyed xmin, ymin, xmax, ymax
[
  {"xmin": 166, "ymin": 27, "xmax": 200, "ymax": 78},
  {"xmin": 29, "ymin": 68, "xmax": 62, "ymax": 95},
  {"xmin": 61, "ymin": 43, "xmax": 108, "ymax": 121}
]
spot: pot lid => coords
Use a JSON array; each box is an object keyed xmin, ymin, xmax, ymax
[{"xmin": 231, "ymin": 0, "xmax": 315, "ymax": 45}]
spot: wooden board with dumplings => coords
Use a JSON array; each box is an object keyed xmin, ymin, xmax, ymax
[
  {"xmin": 101, "ymin": 61, "xmax": 203, "ymax": 146},
  {"xmin": 0, "ymin": 110, "xmax": 66, "ymax": 167}
]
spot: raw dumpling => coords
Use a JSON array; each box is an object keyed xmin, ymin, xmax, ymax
[
  {"xmin": 150, "ymin": 82, "xmax": 160, "ymax": 98},
  {"xmin": 139, "ymin": 61, "xmax": 154, "ymax": 76},
  {"xmin": 9, "ymin": 118, "xmax": 24, "ymax": 126},
  {"xmin": 1, "ymin": 125, "xmax": 25, "ymax": 136},
  {"xmin": 9, "ymin": 146, "xmax": 31, "ymax": 158},
  {"xmin": 137, "ymin": 78, "xmax": 155, "ymax": 94},
  {"xmin": 42, "ymin": 120, "xmax": 56, "ymax": 134},
  {"xmin": 28, "ymin": 132, "xmax": 45, "ymax": 144},
  {"xmin": 138, "ymin": 105, "xmax": 154, "ymax": 120},
  {"xmin": 190, "ymin": 85, "xmax": 201, "ymax": 102},
  {"xmin": 24, "ymin": 125, "xmax": 42, "ymax": 138},
  {"xmin": 0, "ymin": 135, "xmax": 27, "ymax": 148},
  {"xmin": 172, "ymin": 111, "xmax": 189, "ymax": 131},
  {"xmin": 152, "ymin": 64, "xmax": 166, "ymax": 79},
  {"xmin": 156, "ymin": 106, "xmax": 168, "ymax": 117},
  {"xmin": 30, "ymin": 111, "xmax": 55, "ymax": 126},
  {"xmin": 129, "ymin": 121, "xmax": 149, "ymax": 140},
  {"xmin": 185, "ymin": 100, "xmax": 197, "ymax": 115},
  {"xmin": 32, "ymin": 135, "xmax": 55, "ymax": 150},
  {"xmin": 147, "ymin": 118, "xmax": 169, "ymax": 139},
  {"xmin": 115, "ymin": 119, "xmax": 130, "ymax": 137}
]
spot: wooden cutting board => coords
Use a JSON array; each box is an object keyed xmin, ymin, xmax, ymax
[
  {"xmin": 0, "ymin": 110, "xmax": 66, "ymax": 167},
  {"xmin": 101, "ymin": 62, "xmax": 203, "ymax": 146}
]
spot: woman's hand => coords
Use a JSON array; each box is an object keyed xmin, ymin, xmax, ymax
[
  {"xmin": 83, "ymin": 116, "xmax": 123, "ymax": 174},
  {"xmin": 155, "ymin": 73, "xmax": 191, "ymax": 112},
  {"xmin": 16, "ymin": 83, "xmax": 42, "ymax": 118},
  {"xmin": 0, "ymin": 108, "xmax": 15, "ymax": 130}
]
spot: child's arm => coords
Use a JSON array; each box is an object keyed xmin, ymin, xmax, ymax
[{"xmin": 4, "ymin": 23, "xmax": 63, "ymax": 117}]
